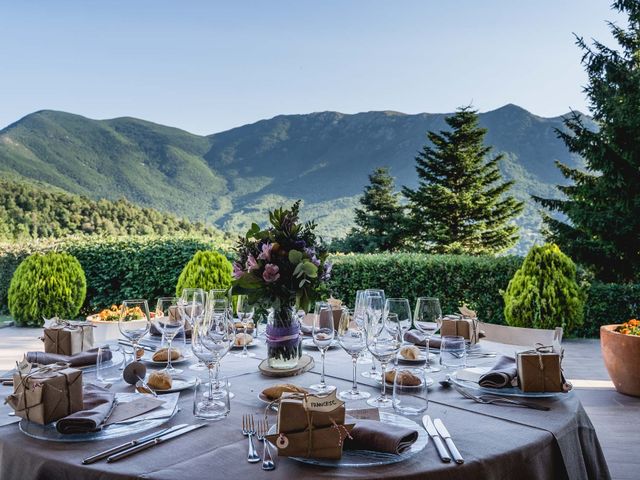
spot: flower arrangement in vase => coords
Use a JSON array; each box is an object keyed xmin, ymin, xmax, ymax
[{"xmin": 231, "ymin": 201, "xmax": 331, "ymax": 368}]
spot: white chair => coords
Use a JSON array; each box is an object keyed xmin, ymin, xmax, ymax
[{"xmin": 478, "ymin": 322, "xmax": 563, "ymax": 350}]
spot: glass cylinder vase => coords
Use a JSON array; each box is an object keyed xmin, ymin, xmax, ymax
[{"xmin": 266, "ymin": 306, "xmax": 301, "ymax": 369}]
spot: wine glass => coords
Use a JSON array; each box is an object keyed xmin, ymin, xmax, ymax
[
  {"xmin": 233, "ymin": 295, "xmax": 255, "ymax": 358},
  {"xmin": 118, "ymin": 299, "xmax": 151, "ymax": 364},
  {"xmin": 309, "ymin": 302, "xmax": 336, "ymax": 393},
  {"xmin": 361, "ymin": 292, "xmax": 384, "ymax": 380},
  {"xmin": 352, "ymin": 290, "xmax": 372, "ymax": 366},
  {"xmin": 414, "ymin": 297, "xmax": 443, "ymax": 373},
  {"xmin": 180, "ymin": 288, "xmax": 207, "ymax": 371},
  {"xmin": 154, "ymin": 297, "xmax": 184, "ymax": 375},
  {"xmin": 366, "ymin": 315, "xmax": 402, "ymax": 408},
  {"xmin": 384, "ymin": 298, "xmax": 412, "ymax": 335},
  {"xmin": 337, "ymin": 307, "xmax": 370, "ymax": 401}
]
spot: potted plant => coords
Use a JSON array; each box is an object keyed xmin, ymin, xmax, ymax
[
  {"xmin": 601, "ymin": 319, "xmax": 640, "ymax": 397},
  {"xmin": 231, "ymin": 201, "xmax": 331, "ymax": 369},
  {"xmin": 87, "ymin": 304, "xmax": 151, "ymax": 343}
]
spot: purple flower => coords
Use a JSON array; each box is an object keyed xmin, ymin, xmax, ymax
[
  {"xmin": 263, "ymin": 263, "xmax": 280, "ymax": 283},
  {"xmin": 232, "ymin": 262, "xmax": 244, "ymax": 279},
  {"xmin": 321, "ymin": 261, "xmax": 333, "ymax": 281},
  {"xmin": 246, "ymin": 254, "xmax": 259, "ymax": 272},
  {"xmin": 258, "ymin": 242, "xmax": 272, "ymax": 262},
  {"xmin": 294, "ymin": 240, "xmax": 306, "ymax": 250},
  {"xmin": 305, "ymin": 247, "xmax": 321, "ymax": 266}
]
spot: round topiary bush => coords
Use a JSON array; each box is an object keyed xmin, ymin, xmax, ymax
[
  {"xmin": 503, "ymin": 243, "xmax": 584, "ymax": 334},
  {"xmin": 8, "ymin": 252, "xmax": 87, "ymax": 327},
  {"xmin": 175, "ymin": 250, "xmax": 232, "ymax": 296}
]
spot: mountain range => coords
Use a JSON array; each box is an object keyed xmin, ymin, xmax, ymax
[{"xmin": 0, "ymin": 105, "xmax": 592, "ymax": 253}]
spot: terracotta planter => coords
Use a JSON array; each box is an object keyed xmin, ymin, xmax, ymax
[
  {"xmin": 86, "ymin": 315, "xmax": 149, "ymax": 344},
  {"xmin": 600, "ymin": 324, "xmax": 640, "ymax": 397}
]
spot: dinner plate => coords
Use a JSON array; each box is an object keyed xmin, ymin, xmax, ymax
[
  {"xmin": 450, "ymin": 367, "xmax": 568, "ymax": 398},
  {"xmin": 301, "ymin": 338, "xmax": 339, "ymax": 350},
  {"xmin": 267, "ymin": 411, "xmax": 428, "ymax": 467},
  {"xmin": 230, "ymin": 338, "xmax": 261, "ymax": 350},
  {"xmin": 143, "ymin": 375, "xmax": 198, "ymax": 394},
  {"xmin": 378, "ymin": 375, "xmax": 435, "ymax": 388},
  {"xmin": 18, "ymin": 392, "xmax": 179, "ymax": 442},
  {"xmin": 141, "ymin": 355, "xmax": 189, "ymax": 366},
  {"xmin": 257, "ymin": 392, "xmax": 280, "ymax": 411}
]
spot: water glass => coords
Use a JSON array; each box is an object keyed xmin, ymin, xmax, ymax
[
  {"xmin": 309, "ymin": 302, "xmax": 336, "ymax": 393},
  {"xmin": 385, "ymin": 298, "xmax": 412, "ymax": 334},
  {"xmin": 361, "ymin": 293, "xmax": 384, "ymax": 380},
  {"xmin": 193, "ymin": 377, "xmax": 230, "ymax": 420},
  {"xmin": 118, "ymin": 299, "xmax": 151, "ymax": 364},
  {"xmin": 414, "ymin": 297, "xmax": 443, "ymax": 372},
  {"xmin": 440, "ymin": 335, "xmax": 467, "ymax": 369},
  {"xmin": 233, "ymin": 294, "xmax": 256, "ymax": 358},
  {"xmin": 154, "ymin": 297, "xmax": 184, "ymax": 374},
  {"xmin": 366, "ymin": 316, "xmax": 402, "ymax": 408},
  {"xmin": 392, "ymin": 368, "xmax": 429, "ymax": 416},
  {"xmin": 96, "ymin": 345, "xmax": 123, "ymax": 384},
  {"xmin": 336, "ymin": 307, "xmax": 370, "ymax": 401}
]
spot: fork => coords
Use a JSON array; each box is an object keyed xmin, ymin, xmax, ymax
[
  {"xmin": 256, "ymin": 418, "xmax": 275, "ymax": 471},
  {"xmin": 452, "ymin": 382, "xmax": 550, "ymax": 411},
  {"xmin": 242, "ymin": 414, "xmax": 261, "ymax": 463}
]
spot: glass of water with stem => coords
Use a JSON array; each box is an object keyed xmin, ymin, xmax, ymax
[
  {"xmin": 309, "ymin": 302, "xmax": 336, "ymax": 394},
  {"xmin": 337, "ymin": 307, "xmax": 370, "ymax": 401}
]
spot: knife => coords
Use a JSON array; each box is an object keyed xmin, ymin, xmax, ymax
[
  {"xmin": 118, "ymin": 340, "xmax": 155, "ymax": 352},
  {"xmin": 107, "ymin": 424, "xmax": 206, "ymax": 463},
  {"xmin": 434, "ymin": 418, "xmax": 464, "ymax": 464},
  {"xmin": 82, "ymin": 424, "xmax": 188, "ymax": 464},
  {"xmin": 422, "ymin": 415, "xmax": 451, "ymax": 463}
]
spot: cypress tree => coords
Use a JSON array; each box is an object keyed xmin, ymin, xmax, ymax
[
  {"xmin": 534, "ymin": 0, "xmax": 640, "ymax": 282},
  {"xmin": 402, "ymin": 106, "xmax": 523, "ymax": 254}
]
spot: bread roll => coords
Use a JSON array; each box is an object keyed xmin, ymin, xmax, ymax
[
  {"xmin": 147, "ymin": 371, "xmax": 172, "ymax": 390},
  {"xmin": 152, "ymin": 347, "xmax": 181, "ymax": 362},
  {"xmin": 400, "ymin": 345, "xmax": 421, "ymax": 360},
  {"xmin": 262, "ymin": 384, "xmax": 308, "ymax": 401},
  {"xmin": 234, "ymin": 333, "xmax": 253, "ymax": 346},
  {"xmin": 386, "ymin": 369, "xmax": 422, "ymax": 386}
]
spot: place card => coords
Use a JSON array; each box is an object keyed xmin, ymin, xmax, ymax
[
  {"xmin": 345, "ymin": 407, "xmax": 380, "ymax": 421},
  {"xmin": 104, "ymin": 396, "xmax": 165, "ymax": 425}
]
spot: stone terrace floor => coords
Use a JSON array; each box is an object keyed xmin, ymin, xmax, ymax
[{"xmin": 0, "ymin": 327, "xmax": 638, "ymax": 479}]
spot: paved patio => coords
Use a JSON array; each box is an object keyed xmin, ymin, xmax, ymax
[{"xmin": 0, "ymin": 327, "xmax": 638, "ymax": 479}]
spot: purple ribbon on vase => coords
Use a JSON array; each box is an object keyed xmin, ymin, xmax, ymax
[{"xmin": 266, "ymin": 322, "xmax": 301, "ymax": 348}]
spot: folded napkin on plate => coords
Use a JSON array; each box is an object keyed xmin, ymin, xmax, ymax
[
  {"xmin": 26, "ymin": 347, "xmax": 111, "ymax": 367},
  {"xmin": 344, "ymin": 419, "xmax": 418, "ymax": 454},
  {"xmin": 403, "ymin": 330, "xmax": 442, "ymax": 349},
  {"xmin": 56, "ymin": 384, "xmax": 115, "ymax": 434},
  {"xmin": 478, "ymin": 355, "xmax": 517, "ymax": 388}
]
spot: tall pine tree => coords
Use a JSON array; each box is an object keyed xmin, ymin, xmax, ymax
[
  {"xmin": 534, "ymin": 0, "xmax": 640, "ymax": 282},
  {"xmin": 342, "ymin": 167, "xmax": 406, "ymax": 252},
  {"xmin": 402, "ymin": 107, "xmax": 523, "ymax": 255}
]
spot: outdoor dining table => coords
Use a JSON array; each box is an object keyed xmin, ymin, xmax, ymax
[{"xmin": 0, "ymin": 338, "xmax": 610, "ymax": 480}]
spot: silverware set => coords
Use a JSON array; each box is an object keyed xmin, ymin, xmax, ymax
[
  {"xmin": 451, "ymin": 382, "xmax": 550, "ymax": 411},
  {"xmin": 242, "ymin": 414, "xmax": 275, "ymax": 470},
  {"xmin": 422, "ymin": 415, "xmax": 464, "ymax": 464}
]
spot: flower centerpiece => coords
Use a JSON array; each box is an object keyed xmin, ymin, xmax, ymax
[
  {"xmin": 615, "ymin": 319, "xmax": 640, "ymax": 336},
  {"xmin": 231, "ymin": 201, "xmax": 331, "ymax": 369}
]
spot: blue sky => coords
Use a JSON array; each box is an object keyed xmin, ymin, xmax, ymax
[{"xmin": 0, "ymin": 0, "xmax": 621, "ymax": 135}]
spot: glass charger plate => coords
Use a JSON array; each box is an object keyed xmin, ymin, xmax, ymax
[
  {"xmin": 18, "ymin": 392, "xmax": 179, "ymax": 442},
  {"xmin": 301, "ymin": 338, "xmax": 339, "ymax": 350},
  {"xmin": 450, "ymin": 368, "xmax": 568, "ymax": 398},
  {"xmin": 268, "ymin": 411, "xmax": 428, "ymax": 467}
]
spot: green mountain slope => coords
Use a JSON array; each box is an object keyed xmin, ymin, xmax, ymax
[{"xmin": 0, "ymin": 105, "xmax": 593, "ymax": 253}]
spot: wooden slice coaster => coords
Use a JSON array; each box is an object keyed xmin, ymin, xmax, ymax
[{"xmin": 258, "ymin": 354, "xmax": 315, "ymax": 378}]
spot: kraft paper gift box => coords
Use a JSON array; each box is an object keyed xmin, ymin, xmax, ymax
[
  {"xmin": 440, "ymin": 315, "xmax": 480, "ymax": 344},
  {"xmin": 266, "ymin": 391, "xmax": 354, "ymax": 459},
  {"xmin": 43, "ymin": 321, "xmax": 95, "ymax": 355},
  {"xmin": 6, "ymin": 364, "xmax": 83, "ymax": 425},
  {"xmin": 516, "ymin": 348, "xmax": 563, "ymax": 392}
]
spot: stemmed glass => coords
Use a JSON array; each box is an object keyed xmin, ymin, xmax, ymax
[
  {"xmin": 337, "ymin": 307, "xmax": 370, "ymax": 401},
  {"xmin": 385, "ymin": 298, "xmax": 412, "ymax": 334},
  {"xmin": 414, "ymin": 297, "xmax": 443, "ymax": 373},
  {"xmin": 353, "ymin": 290, "xmax": 372, "ymax": 367},
  {"xmin": 366, "ymin": 314, "xmax": 402, "ymax": 408},
  {"xmin": 233, "ymin": 295, "xmax": 255, "ymax": 358},
  {"xmin": 180, "ymin": 288, "xmax": 207, "ymax": 371},
  {"xmin": 118, "ymin": 299, "xmax": 151, "ymax": 364},
  {"xmin": 309, "ymin": 302, "xmax": 336, "ymax": 393},
  {"xmin": 361, "ymin": 292, "xmax": 384, "ymax": 380},
  {"xmin": 154, "ymin": 297, "xmax": 184, "ymax": 375}
]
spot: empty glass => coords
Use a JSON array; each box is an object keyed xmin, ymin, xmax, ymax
[
  {"xmin": 414, "ymin": 297, "xmax": 443, "ymax": 373},
  {"xmin": 361, "ymin": 293, "xmax": 384, "ymax": 381},
  {"xmin": 309, "ymin": 302, "xmax": 336, "ymax": 393},
  {"xmin": 118, "ymin": 299, "xmax": 151, "ymax": 364},
  {"xmin": 233, "ymin": 294, "xmax": 256, "ymax": 358},
  {"xmin": 180, "ymin": 288, "xmax": 207, "ymax": 371},
  {"xmin": 366, "ymin": 316, "xmax": 402, "ymax": 408},
  {"xmin": 392, "ymin": 368, "xmax": 429, "ymax": 416},
  {"xmin": 154, "ymin": 297, "xmax": 184, "ymax": 374},
  {"xmin": 440, "ymin": 335, "xmax": 467, "ymax": 369},
  {"xmin": 337, "ymin": 307, "xmax": 370, "ymax": 401},
  {"xmin": 385, "ymin": 298, "xmax": 412, "ymax": 334},
  {"xmin": 96, "ymin": 345, "xmax": 123, "ymax": 384},
  {"xmin": 193, "ymin": 377, "xmax": 230, "ymax": 420}
]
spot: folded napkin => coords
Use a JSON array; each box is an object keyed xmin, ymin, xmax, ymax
[
  {"xmin": 344, "ymin": 420, "xmax": 418, "ymax": 454},
  {"xmin": 26, "ymin": 347, "xmax": 111, "ymax": 367},
  {"xmin": 478, "ymin": 355, "xmax": 517, "ymax": 388},
  {"xmin": 404, "ymin": 330, "xmax": 442, "ymax": 349},
  {"xmin": 56, "ymin": 384, "xmax": 115, "ymax": 434}
]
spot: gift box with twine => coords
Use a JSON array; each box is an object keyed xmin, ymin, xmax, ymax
[
  {"xmin": 516, "ymin": 345, "xmax": 567, "ymax": 393},
  {"xmin": 43, "ymin": 319, "xmax": 95, "ymax": 355}
]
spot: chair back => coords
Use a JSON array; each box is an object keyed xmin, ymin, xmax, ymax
[{"xmin": 479, "ymin": 322, "xmax": 563, "ymax": 349}]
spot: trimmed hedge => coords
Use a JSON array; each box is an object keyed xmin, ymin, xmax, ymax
[{"xmin": 579, "ymin": 282, "xmax": 640, "ymax": 337}]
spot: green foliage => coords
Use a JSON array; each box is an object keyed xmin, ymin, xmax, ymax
[
  {"xmin": 578, "ymin": 282, "xmax": 640, "ymax": 337},
  {"xmin": 327, "ymin": 253, "xmax": 522, "ymax": 325},
  {"xmin": 0, "ymin": 177, "xmax": 226, "ymax": 242},
  {"xmin": 535, "ymin": 1, "xmax": 640, "ymax": 281},
  {"xmin": 402, "ymin": 106, "xmax": 524, "ymax": 255},
  {"xmin": 339, "ymin": 167, "xmax": 406, "ymax": 253},
  {"xmin": 8, "ymin": 252, "xmax": 86, "ymax": 327},
  {"xmin": 175, "ymin": 250, "xmax": 233, "ymax": 296},
  {"xmin": 503, "ymin": 244, "xmax": 584, "ymax": 333},
  {"xmin": 0, "ymin": 236, "xmax": 229, "ymax": 315}
]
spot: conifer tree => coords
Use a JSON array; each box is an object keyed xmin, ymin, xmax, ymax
[
  {"xmin": 343, "ymin": 167, "xmax": 405, "ymax": 252},
  {"xmin": 534, "ymin": 0, "xmax": 640, "ymax": 282},
  {"xmin": 402, "ymin": 107, "xmax": 523, "ymax": 254}
]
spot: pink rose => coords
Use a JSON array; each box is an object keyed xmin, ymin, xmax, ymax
[
  {"xmin": 258, "ymin": 242, "xmax": 272, "ymax": 262},
  {"xmin": 246, "ymin": 254, "xmax": 259, "ymax": 272},
  {"xmin": 262, "ymin": 263, "xmax": 280, "ymax": 283}
]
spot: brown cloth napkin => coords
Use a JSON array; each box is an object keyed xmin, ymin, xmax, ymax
[
  {"xmin": 404, "ymin": 330, "xmax": 442, "ymax": 349},
  {"xmin": 56, "ymin": 384, "xmax": 115, "ymax": 434},
  {"xmin": 479, "ymin": 355, "xmax": 518, "ymax": 388},
  {"xmin": 26, "ymin": 347, "xmax": 111, "ymax": 367},
  {"xmin": 344, "ymin": 419, "xmax": 419, "ymax": 454}
]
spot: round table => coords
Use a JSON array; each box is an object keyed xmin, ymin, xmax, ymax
[{"xmin": 0, "ymin": 338, "xmax": 610, "ymax": 480}]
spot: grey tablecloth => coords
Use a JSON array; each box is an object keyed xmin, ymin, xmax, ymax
[{"xmin": 0, "ymin": 339, "xmax": 610, "ymax": 480}]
